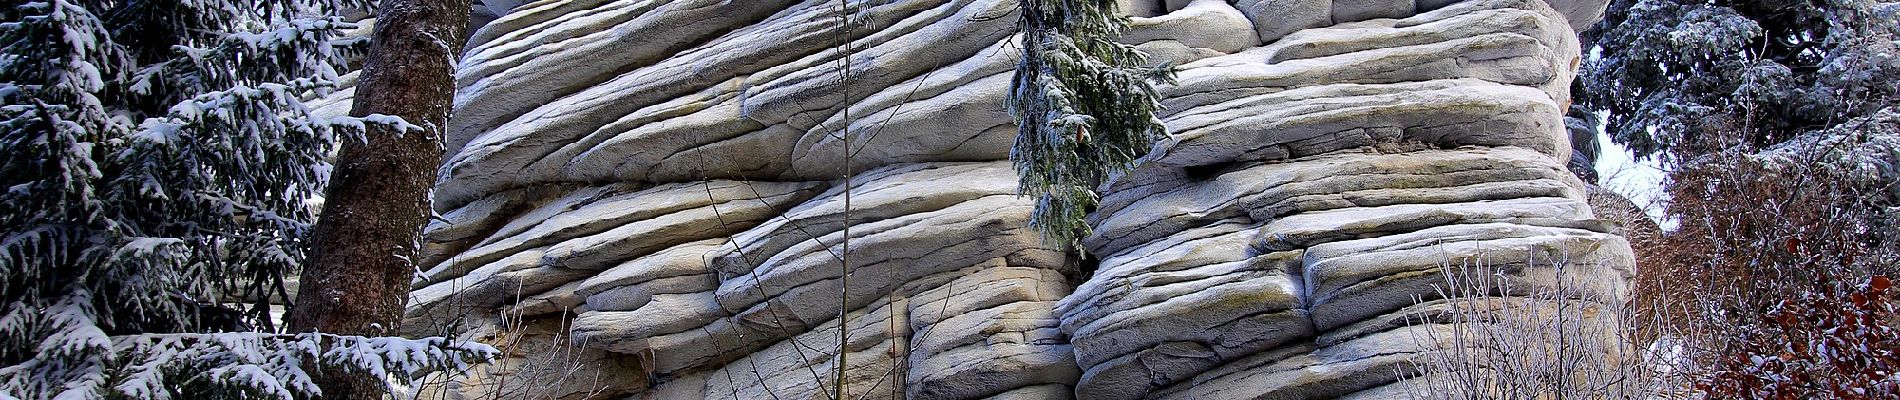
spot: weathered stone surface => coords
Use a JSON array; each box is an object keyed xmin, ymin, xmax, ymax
[
  {"xmin": 408, "ymin": 0, "xmax": 1635, "ymax": 398},
  {"xmin": 1048, "ymin": 0, "xmax": 1624, "ymax": 397},
  {"xmin": 904, "ymin": 264, "xmax": 1079, "ymax": 400},
  {"xmin": 1236, "ymin": 0, "xmax": 1335, "ymax": 43},
  {"xmin": 1144, "ymin": 325, "xmax": 1439, "ymax": 399},
  {"xmin": 1301, "ymin": 221, "xmax": 1633, "ymax": 330},
  {"xmin": 417, "ymin": 180, "xmax": 822, "ymax": 287},
  {"xmin": 1123, "ymin": 0, "xmax": 1261, "ymax": 65},
  {"xmin": 1088, "ymin": 146, "xmax": 1584, "ymax": 254},
  {"xmin": 574, "ymin": 239, "xmax": 726, "ymax": 312},
  {"xmin": 1335, "ymin": 0, "xmax": 1416, "ymax": 21}
]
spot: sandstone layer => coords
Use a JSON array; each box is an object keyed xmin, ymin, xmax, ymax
[{"xmin": 407, "ymin": 0, "xmax": 1634, "ymax": 398}]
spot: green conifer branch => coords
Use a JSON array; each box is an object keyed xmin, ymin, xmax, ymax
[{"xmin": 1007, "ymin": 0, "xmax": 1174, "ymax": 252}]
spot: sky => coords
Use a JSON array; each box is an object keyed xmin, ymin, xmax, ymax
[{"xmin": 1593, "ymin": 126, "xmax": 1676, "ymax": 231}]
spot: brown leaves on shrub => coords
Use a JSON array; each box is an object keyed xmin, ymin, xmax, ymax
[{"xmin": 1698, "ymin": 276, "xmax": 1899, "ymax": 399}]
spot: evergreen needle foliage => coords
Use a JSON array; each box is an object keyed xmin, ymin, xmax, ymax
[
  {"xmin": 0, "ymin": 0, "xmax": 493, "ymax": 398},
  {"xmin": 1579, "ymin": 0, "xmax": 1900, "ymax": 158},
  {"xmin": 1008, "ymin": 0, "xmax": 1174, "ymax": 251}
]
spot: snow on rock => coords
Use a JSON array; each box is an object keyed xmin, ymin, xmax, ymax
[{"xmin": 408, "ymin": 0, "xmax": 1635, "ymax": 398}]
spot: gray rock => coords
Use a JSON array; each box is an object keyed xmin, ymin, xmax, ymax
[
  {"xmin": 740, "ymin": 0, "xmax": 1019, "ymax": 127},
  {"xmin": 1334, "ymin": 0, "xmax": 1415, "ymax": 22},
  {"xmin": 1117, "ymin": 0, "xmax": 1163, "ymax": 16},
  {"xmin": 574, "ymin": 239, "xmax": 728, "ymax": 311},
  {"xmin": 409, "ymin": 0, "xmax": 1633, "ymax": 398},
  {"xmin": 983, "ymin": 385, "xmax": 1074, "ymax": 400},
  {"xmin": 1301, "ymin": 221, "xmax": 1634, "ymax": 330},
  {"xmin": 1235, "ymin": 0, "xmax": 1335, "ymax": 44},
  {"xmin": 1087, "ymin": 146, "xmax": 1584, "ymax": 254},
  {"xmin": 419, "ymin": 181, "xmax": 821, "ymax": 286},
  {"xmin": 1123, "ymin": 0, "xmax": 1261, "ymax": 55},
  {"xmin": 1146, "ymin": 325, "xmax": 1439, "ymax": 399}
]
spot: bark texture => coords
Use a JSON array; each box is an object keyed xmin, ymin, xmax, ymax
[{"xmin": 286, "ymin": 0, "xmax": 471, "ymax": 398}]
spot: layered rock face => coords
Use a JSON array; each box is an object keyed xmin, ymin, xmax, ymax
[{"xmin": 409, "ymin": 0, "xmax": 1634, "ymax": 398}]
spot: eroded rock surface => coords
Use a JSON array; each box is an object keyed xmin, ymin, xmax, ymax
[{"xmin": 408, "ymin": 0, "xmax": 1635, "ymax": 398}]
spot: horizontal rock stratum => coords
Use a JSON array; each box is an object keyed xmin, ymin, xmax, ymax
[{"xmin": 405, "ymin": 0, "xmax": 1635, "ymax": 398}]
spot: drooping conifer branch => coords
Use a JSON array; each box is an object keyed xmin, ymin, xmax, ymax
[{"xmin": 1007, "ymin": 0, "xmax": 1174, "ymax": 252}]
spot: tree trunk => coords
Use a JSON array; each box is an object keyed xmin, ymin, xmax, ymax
[{"xmin": 286, "ymin": 0, "xmax": 470, "ymax": 397}]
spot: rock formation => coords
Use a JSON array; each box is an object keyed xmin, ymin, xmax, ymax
[{"xmin": 406, "ymin": 0, "xmax": 1636, "ymax": 398}]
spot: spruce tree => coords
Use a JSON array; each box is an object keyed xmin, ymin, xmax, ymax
[
  {"xmin": 1579, "ymin": 0, "xmax": 1900, "ymax": 157},
  {"xmin": 1007, "ymin": 0, "xmax": 1174, "ymax": 251},
  {"xmin": 0, "ymin": 0, "xmax": 491, "ymax": 398}
]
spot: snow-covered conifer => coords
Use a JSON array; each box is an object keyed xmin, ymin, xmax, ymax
[
  {"xmin": 0, "ymin": 0, "xmax": 492, "ymax": 398},
  {"xmin": 1579, "ymin": 0, "xmax": 1900, "ymax": 157}
]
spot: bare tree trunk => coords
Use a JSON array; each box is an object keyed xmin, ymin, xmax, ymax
[{"xmin": 287, "ymin": 0, "xmax": 470, "ymax": 397}]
